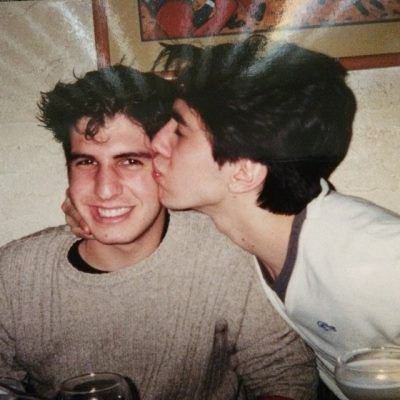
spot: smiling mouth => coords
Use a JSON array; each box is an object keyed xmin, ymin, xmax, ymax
[{"xmin": 97, "ymin": 207, "xmax": 131, "ymax": 218}]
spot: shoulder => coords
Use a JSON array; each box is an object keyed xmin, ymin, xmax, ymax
[
  {"xmin": 307, "ymin": 189, "xmax": 400, "ymax": 236},
  {"xmin": 168, "ymin": 210, "xmax": 219, "ymax": 233},
  {"xmin": 0, "ymin": 226, "xmax": 74, "ymax": 271},
  {"xmin": 1, "ymin": 225, "xmax": 73, "ymax": 252},
  {"xmin": 168, "ymin": 210, "xmax": 253, "ymax": 258},
  {"xmin": 300, "ymin": 190, "xmax": 400, "ymax": 270},
  {"xmin": 167, "ymin": 210, "xmax": 259, "ymax": 277},
  {"xmin": 166, "ymin": 212, "xmax": 275, "ymax": 314}
]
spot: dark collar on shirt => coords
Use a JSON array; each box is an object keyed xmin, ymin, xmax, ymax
[
  {"xmin": 259, "ymin": 208, "xmax": 307, "ymax": 302},
  {"xmin": 67, "ymin": 212, "xmax": 171, "ymax": 274}
]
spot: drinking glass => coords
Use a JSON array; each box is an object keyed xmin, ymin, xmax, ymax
[
  {"xmin": 59, "ymin": 372, "xmax": 132, "ymax": 400},
  {"xmin": 335, "ymin": 347, "xmax": 400, "ymax": 400}
]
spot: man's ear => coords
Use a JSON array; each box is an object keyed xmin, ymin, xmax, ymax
[{"xmin": 228, "ymin": 159, "xmax": 267, "ymax": 193}]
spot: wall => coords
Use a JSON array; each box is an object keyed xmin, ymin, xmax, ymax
[
  {"xmin": 0, "ymin": 1, "xmax": 399, "ymax": 247},
  {"xmin": 331, "ymin": 67, "xmax": 400, "ymax": 213},
  {"xmin": 0, "ymin": 0, "xmax": 96, "ymax": 246}
]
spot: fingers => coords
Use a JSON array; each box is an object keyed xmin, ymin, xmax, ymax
[
  {"xmin": 61, "ymin": 191, "xmax": 93, "ymax": 239},
  {"xmin": 65, "ymin": 213, "xmax": 94, "ymax": 240}
]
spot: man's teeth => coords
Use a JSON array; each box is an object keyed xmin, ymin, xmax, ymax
[{"xmin": 98, "ymin": 207, "xmax": 131, "ymax": 218}]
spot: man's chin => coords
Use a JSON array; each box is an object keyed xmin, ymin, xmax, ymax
[
  {"xmin": 87, "ymin": 229, "xmax": 134, "ymax": 246},
  {"xmin": 160, "ymin": 197, "xmax": 194, "ymax": 211},
  {"xmin": 91, "ymin": 236, "xmax": 134, "ymax": 246},
  {"xmin": 159, "ymin": 193, "xmax": 184, "ymax": 210}
]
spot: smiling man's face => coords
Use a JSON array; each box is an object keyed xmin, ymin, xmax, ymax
[{"xmin": 68, "ymin": 113, "xmax": 165, "ymax": 247}]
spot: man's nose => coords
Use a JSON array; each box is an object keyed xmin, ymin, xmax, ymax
[
  {"xmin": 151, "ymin": 119, "xmax": 177, "ymax": 157},
  {"xmin": 95, "ymin": 166, "xmax": 122, "ymax": 201}
]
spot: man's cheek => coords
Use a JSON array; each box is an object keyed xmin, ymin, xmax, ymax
[{"xmin": 134, "ymin": 174, "xmax": 159, "ymax": 193}]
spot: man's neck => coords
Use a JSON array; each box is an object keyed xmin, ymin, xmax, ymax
[
  {"xmin": 78, "ymin": 211, "xmax": 167, "ymax": 272},
  {"xmin": 206, "ymin": 200, "xmax": 294, "ymax": 281}
]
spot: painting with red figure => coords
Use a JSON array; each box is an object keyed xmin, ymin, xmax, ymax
[{"xmin": 138, "ymin": 0, "xmax": 400, "ymax": 41}]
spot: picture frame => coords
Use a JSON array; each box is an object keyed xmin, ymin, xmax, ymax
[{"xmin": 92, "ymin": 0, "xmax": 400, "ymax": 71}]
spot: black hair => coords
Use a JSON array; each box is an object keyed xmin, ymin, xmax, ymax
[
  {"xmin": 38, "ymin": 64, "xmax": 175, "ymax": 157},
  {"xmin": 154, "ymin": 36, "xmax": 357, "ymax": 214}
]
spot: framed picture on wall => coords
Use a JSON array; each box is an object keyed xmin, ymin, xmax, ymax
[{"xmin": 92, "ymin": 0, "xmax": 400, "ymax": 70}]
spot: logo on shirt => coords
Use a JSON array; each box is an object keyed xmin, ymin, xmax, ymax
[{"xmin": 317, "ymin": 320, "xmax": 337, "ymax": 332}]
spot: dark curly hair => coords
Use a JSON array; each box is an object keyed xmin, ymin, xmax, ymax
[{"xmin": 38, "ymin": 64, "xmax": 175, "ymax": 158}]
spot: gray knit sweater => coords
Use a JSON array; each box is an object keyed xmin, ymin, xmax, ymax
[{"xmin": 0, "ymin": 211, "xmax": 316, "ymax": 399}]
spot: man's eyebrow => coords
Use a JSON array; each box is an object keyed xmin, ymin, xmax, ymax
[
  {"xmin": 68, "ymin": 152, "xmax": 153, "ymax": 162},
  {"xmin": 68, "ymin": 152, "xmax": 94, "ymax": 162},
  {"xmin": 114, "ymin": 152, "xmax": 152, "ymax": 160}
]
